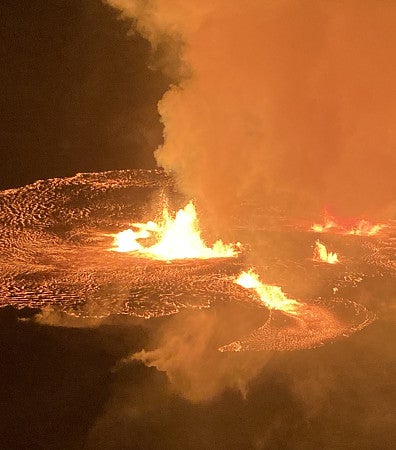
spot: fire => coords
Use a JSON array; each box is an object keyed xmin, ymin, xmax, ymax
[
  {"xmin": 312, "ymin": 214, "xmax": 384, "ymax": 236},
  {"xmin": 313, "ymin": 240, "xmax": 339, "ymax": 264},
  {"xmin": 234, "ymin": 269, "xmax": 300, "ymax": 314},
  {"xmin": 112, "ymin": 201, "xmax": 240, "ymax": 260}
]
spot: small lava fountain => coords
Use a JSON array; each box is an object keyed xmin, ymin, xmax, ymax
[
  {"xmin": 312, "ymin": 213, "xmax": 385, "ymax": 236},
  {"xmin": 234, "ymin": 269, "xmax": 300, "ymax": 313},
  {"xmin": 313, "ymin": 240, "xmax": 339, "ymax": 264}
]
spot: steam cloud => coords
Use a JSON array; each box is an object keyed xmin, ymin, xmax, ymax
[
  {"xmin": 101, "ymin": 0, "xmax": 396, "ymax": 401},
  {"xmin": 126, "ymin": 309, "xmax": 270, "ymax": 402},
  {"xmin": 106, "ymin": 0, "xmax": 396, "ymax": 225}
]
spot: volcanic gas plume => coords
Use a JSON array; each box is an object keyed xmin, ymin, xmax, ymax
[{"xmin": 106, "ymin": 0, "xmax": 396, "ymax": 227}]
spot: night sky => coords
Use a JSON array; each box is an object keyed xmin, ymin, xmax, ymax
[
  {"xmin": 0, "ymin": 2, "xmax": 395, "ymax": 449},
  {"xmin": 1, "ymin": 0, "xmax": 168, "ymax": 190}
]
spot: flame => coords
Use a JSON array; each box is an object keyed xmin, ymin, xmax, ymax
[
  {"xmin": 234, "ymin": 269, "xmax": 300, "ymax": 314},
  {"xmin": 313, "ymin": 240, "xmax": 339, "ymax": 264},
  {"xmin": 312, "ymin": 214, "xmax": 384, "ymax": 236},
  {"xmin": 112, "ymin": 201, "xmax": 240, "ymax": 260}
]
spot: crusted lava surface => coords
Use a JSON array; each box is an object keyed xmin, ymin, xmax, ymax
[{"xmin": 1, "ymin": 170, "xmax": 393, "ymax": 350}]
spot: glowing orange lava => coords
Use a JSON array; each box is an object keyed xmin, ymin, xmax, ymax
[
  {"xmin": 112, "ymin": 201, "xmax": 240, "ymax": 260},
  {"xmin": 234, "ymin": 269, "xmax": 300, "ymax": 314},
  {"xmin": 312, "ymin": 214, "xmax": 384, "ymax": 236},
  {"xmin": 313, "ymin": 240, "xmax": 339, "ymax": 264},
  {"xmin": 345, "ymin": 220, "xmax": 384, "ymax": 236}
]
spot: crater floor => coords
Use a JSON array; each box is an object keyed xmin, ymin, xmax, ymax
[{"xmin": 1, "ymin": 170, "xmax": 393, "ymax": 351}]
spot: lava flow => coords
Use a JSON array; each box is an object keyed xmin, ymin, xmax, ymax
[
  {"xmin": 112, "ymin": 201, "xmax": 240, "ymax": 260},
  {"xmin": 312, "ymin": 213, "xmax": 384, "ymax": 236},
  {"xmin": 313, "ymin": 240, "xmax": 339, "ymax": 264}
]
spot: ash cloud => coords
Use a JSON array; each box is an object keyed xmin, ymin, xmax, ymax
[{"xmin": 106, "ymin": 0, "xmax": 396, "ymax": 226}]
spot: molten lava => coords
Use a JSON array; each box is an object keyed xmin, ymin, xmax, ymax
[
  {"xmin": 234, "ymin": 269, "xmax": 300, "ymax": 314},
  {"xmin": 313, "ymin": 240, "xmax": 339, "ymax": 264},
  {"xmin": 312, "ymin": 214, "xmax": 384, "ymax": 236},
  {"xmin": 112, "ymin": 201, "xmax": 240, "ymax": 260}
]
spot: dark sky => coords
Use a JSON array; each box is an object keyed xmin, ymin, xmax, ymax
[{"xmin": 0, "ymin": 0, "xmax": 168, "ymax": 190}]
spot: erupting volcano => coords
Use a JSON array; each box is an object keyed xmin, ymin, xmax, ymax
[
  {"xmin": 1, "ymin": 0, "xmax": 394, "ymax": 357},
  {"xmin": 2, "ymin": 0, "xmax": 396, "ymax": 447}
]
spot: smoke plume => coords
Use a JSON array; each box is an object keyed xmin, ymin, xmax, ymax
[{"xmin": 106, "ymin": 0, "xmax": 396, "ymax": 225}]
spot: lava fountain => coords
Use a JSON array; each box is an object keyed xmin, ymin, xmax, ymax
[
  {"xmin": 234, "ymin": 269, "xmax": 300, "ymax": 314},
  {"xmin": 312, "ymin": 213, "xmax": 385, "ymax": 236},
  {"xmin": 313, "ymin": 240, "xmax": 339, "ymax": 264},
  {"xmin": 112, "ymin": 201, "xmax": 241, "ymax": 260}
]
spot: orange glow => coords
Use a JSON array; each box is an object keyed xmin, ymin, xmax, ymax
[
  {"xmin": 313, "ymin": 240, "xmax": 339, "ymax": 264},
  {"xmin": 112, "ymin": 201, "xmax": 240, "ymax": 260},
  {"xmin": 234, "ymin": 269, "xmax": 300, "ymax": 314},
  {"xmin": 346, "ymin": 220, "xmax": 384, "ymax": 236},
  {"xmin": 312, "ymin": 214, "xmax": 384, "ymax": 236}
]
